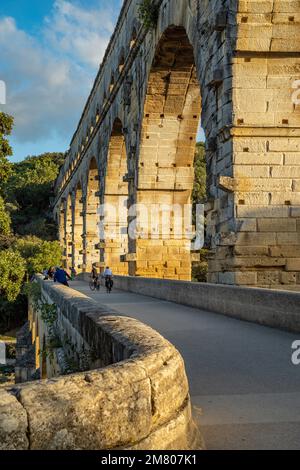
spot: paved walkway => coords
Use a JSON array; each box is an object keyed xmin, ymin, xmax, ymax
[{"xmin": 71, "ymin": 280, "xmax": 300, "ymax": 450}]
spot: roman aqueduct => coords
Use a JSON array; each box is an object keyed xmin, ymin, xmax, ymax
[{"xmin": 53, "ymin": 0, "xmax": 300, "ymax": 289}]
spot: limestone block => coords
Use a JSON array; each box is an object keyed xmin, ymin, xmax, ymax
[
  {"xmin": 291, "ymin": 207, "xmax": 300, "ymax": 218},
  {"xmin": 234, "ymin": 153, "xmax": 284, "ymax": 165},
  {"xmin": 257, "ymin": 271, "xmax": 281, "ymax": 286},
  {"xmin": 236, "ymin": 232, "xmax": 276, "ymax": 245},
  {"xmin": 270, "ymin": 246, "xmax": 300, "ymax": 257},
  {"xmin": 235, "ymin": 218, "xmax": 257, "ymax": 232},
  {"xmin": 268, "ymin": 139, "xmax": 300, "ymax": 152},
  {"xmin": 219, "ymin": 271, "xmax": 258, "ymax": 286},
  {"xmin": 234, "ymin": 165, "xmax": 270, "ymax": 178},
  {"xmin": 277, "ymin": 232, "xmax": 300, "ymax": 244},
  {"xmin": 257, "ymin": 218, "xmax": 296, "ymax": 232},
  {"xmin": 272, "ymin": 167, "xmax": 300, "ymax": 178},
  {"xmin": 238, "ymin": 1, "xmax": 274, "ymax": 14},
  {"xmin": 237, "ymin": 205, "xmax": 289, "ymax": 218},
  {"xmin": 236, "ymin": 192, "xmax": 269, "ymax": 205},
  {"xmin": 234, "ymin": 245, "xmax": 269, "ymax": 256},
  {"xmin": 284, "ymin": 154, "xmax": 300, "ymax": 165},
  {"xmin": 281, "ymin": 272, "xmax": 297, "ymax": 285},
  {"xmin": 286, "ymin": 259, "xmax": 300, "ymax": 271}
]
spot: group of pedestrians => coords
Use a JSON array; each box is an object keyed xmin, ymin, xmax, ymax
[
  {"xmin": 43, "ymin": 265, "xmax": 113, "ymax": 291},
  {"xmin": 43, "ymin": 266, "xmax": 72, "ymax": 286}
]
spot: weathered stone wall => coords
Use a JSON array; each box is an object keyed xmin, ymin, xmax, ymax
[
  {"xmin": 0, "ymin": 276, "xmax": 203, "ymax": 450},
  {"xmin": 53, "ymin": 0, "xmax": 300, "ymax": 289},
  {"xmin": 110, "ymin": 274, "xmax": 300, "ymax": 333},
  {"xmin": 78, "ymin": 271, "xmax": 300, "ymax": 332}
]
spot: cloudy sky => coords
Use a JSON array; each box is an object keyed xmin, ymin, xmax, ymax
[{"xmin": 0, "ymin": 0, "xmax": 122, "ymax": 161}]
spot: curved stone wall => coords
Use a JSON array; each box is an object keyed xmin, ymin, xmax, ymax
[{"xmin": 0, "ymin": 276, "xmax": 203, "ymax": 450}]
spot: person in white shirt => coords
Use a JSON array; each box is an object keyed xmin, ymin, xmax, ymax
[
  {"xmin": 103, "ymin": 267, "xmax": 113, "ymax": 293},
  {"xmin": 103, "ymin": 267, "xmax": 113, "ymax": 277}
]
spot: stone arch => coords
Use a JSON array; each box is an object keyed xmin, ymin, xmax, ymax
[
  {"xmin": 59, "ymin": 200, "xmax": 66, "ymax": 265},
  {"xmin": 83, "ymin": 157, "xmax": 100, "ymax": 272},
  {"xmin": 65, "ymin": 193, "xmax": 73, "ymax": 270},
  {"xmin": 103, "ymin": 118, "xmax": 129, "ymax": 275},
  {"xmin": 72, "ymin": 182, "xmax": 84, "ymax": 272},
  {"xmin": 131, "ymin": 25, "xmax": 202, "ymax": 280}
]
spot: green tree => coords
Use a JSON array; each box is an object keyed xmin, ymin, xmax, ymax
[
  {"xmin": 138, "ymin": 0, "xmax": 159, "ymax": 29},
  {"xmin": 0, "ymin": 112, "xmax": 13, "ymax": 188},
  {"xmin": 0, "ymin": 142, "xmax": 64, "ymax": 332},
  {"xmin": 193, "ymin": 142, "xmax": 206, "ymax": 205},
  {"xmin": 0, "ymin": 249, "xmax": 26, "ymax": 302},
  {"xmin": 0, "ymin": 196, "xmax": 11, "ymax": 236},
  {"xmin": 192, "ymin": 142, "xmax": 209, "ymax": 282},
  {"xmin": 14, "ymin": 236, "xmax": 62, "ymax": 276},
  {"xmin": 5, "ymin": 152, "xmax": 65, "ymax": 239}
]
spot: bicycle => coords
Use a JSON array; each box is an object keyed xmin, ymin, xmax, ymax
[
  {"xmin": 105, "ymin": 276, "xmax": 113, "ymax": 293},
  {"xmin": 89, "ymin": 277, "xmax": 100, "ymax": 291}
]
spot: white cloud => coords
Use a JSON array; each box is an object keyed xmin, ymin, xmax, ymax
[
  {"xmin": 0, "ymin": 1, "xmax": 119, "ymax": 151},
  {"xmin": 44, "ymin": 0, "xmax": 116, "ymax": 67}
]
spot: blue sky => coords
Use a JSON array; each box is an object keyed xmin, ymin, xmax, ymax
[
  {"xmin": 0, "ymin": 0, "xmax": 122, "ymax": 161},
  {"xmin": 0, "ymin": 0, "xmax": 204, "ymax": 162}
]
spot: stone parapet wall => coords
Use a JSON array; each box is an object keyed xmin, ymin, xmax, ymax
[
  {"xmin": 112, "ymin": 275, "xmax": 300, "ymax": 334},
  {"xmin": 0, "ymin": 276, "xmax": 203, "ymax": 450}
]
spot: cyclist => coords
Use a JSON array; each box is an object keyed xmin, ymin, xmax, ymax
[
  {"xmin": 103, "ymin": 266, "xmax": 113, "ymax": 293},
  {"xmin": 90, "ymin": 265, "xmax": 100, "ymax": 291}
]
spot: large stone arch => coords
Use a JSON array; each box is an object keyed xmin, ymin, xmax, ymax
[
  {"xmin": 129, "ymin": 25, "xmax": 202, "ymax": 280},
  {"xmin": 83, "ymin": 157, "xmax": 101, "ymax": 272},
  {"xmin": 59, "ymin": 200, "xmax": 67, "ymax": 268},
  {"xmin": 64, "ymin": 194, "xmax": 73, "ymax": 270},
  {"xmin": 72, "ymin": 182, "xmax": 84, "ymax": 272},
  {"xmin": 103, "ymin": 118, "xmax": 129, "ymax": 275}
]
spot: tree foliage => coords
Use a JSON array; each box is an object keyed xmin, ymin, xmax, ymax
[
  {"xmin": 5, "ymin": 152, "xmax": 65, "ymax": 239},
  {"xmin": 0, "ymin": 196, "xmax": 11, "ymax": 236},
  {"xmin": 138, "ymin": 0, "xmax": 159, "ymax": 29},
  {"xmin": 192, "ymin": 142, "xmax": 209, "ymax": 283},
  {"xmin": 193, "ymin": 142, "xmax": 206, "ymax": 205},
  {"xmin": 0, "ymin": 147, "xmax": 65, "ymax": 332},
  {"xmin": 0, "ymin": 112, "xmax": 13, "ymax": 187},
  {"xmin": 14, "ymin": 236, "xmax": 62, "ymax": 276},
  {"xmin": 0, "ymin": 250, "xmax": 26, "ymax": 302}
]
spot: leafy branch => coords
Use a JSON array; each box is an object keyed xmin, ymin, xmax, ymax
[{"xmin": 138, "ymin": 0, "xmax": 159, "ymax": 29}]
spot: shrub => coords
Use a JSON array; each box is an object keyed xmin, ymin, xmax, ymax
[{"xmin": 138, "ymin": 0, "xmax": 159, "ymax": 29}]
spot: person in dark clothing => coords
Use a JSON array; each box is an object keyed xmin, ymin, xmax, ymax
[{"xmin": 54, "ymin": 267, "xmax": 71, "ymax": 287}]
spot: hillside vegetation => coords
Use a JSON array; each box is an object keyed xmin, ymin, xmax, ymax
[{"xmin": 0, "ymin": 112, "xmax": 64, "ymax": 332}]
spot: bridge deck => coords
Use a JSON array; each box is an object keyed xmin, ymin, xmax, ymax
[{"xmin": 71, "ymin": 280, "xmax": 300, "ymax": 450}]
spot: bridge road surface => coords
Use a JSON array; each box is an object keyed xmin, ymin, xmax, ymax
[{"xmin": 71, "ymin": 280, "xmax": 300, "ymax": 450}]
